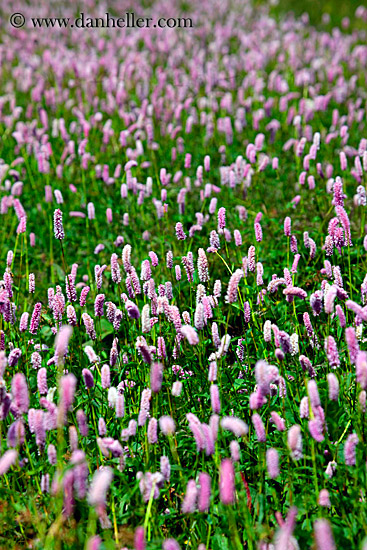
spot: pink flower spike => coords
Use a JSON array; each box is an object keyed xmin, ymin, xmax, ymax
[{"xmin": 219, "ymin": 458, "xmax": 235, "ymax": 505}]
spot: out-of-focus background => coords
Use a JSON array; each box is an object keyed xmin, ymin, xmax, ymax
[{"xmin": 257, "ymin": 0, "xmax": 367, "ymax": 26}]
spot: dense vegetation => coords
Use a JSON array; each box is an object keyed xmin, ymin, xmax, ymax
[{"xmin": 1, "ymin": 0, "xmax": 367, "ymax": 548}]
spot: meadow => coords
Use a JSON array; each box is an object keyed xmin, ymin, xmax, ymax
[{"xmin": 1, "ymin": 0, "xmax": 367, "ymax": 548}]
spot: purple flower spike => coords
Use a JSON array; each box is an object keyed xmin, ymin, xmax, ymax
[
  {"xmin": 284, "ymin": 216, "xmax": 291, "ymax": 236},
  {"xmin": 151, "ymin": 362, "xmax": 163, "ymax": 393},
  {"xmin": 218, "ymin": 207, "xmax": 226, "ymax": 231},
  {"xmin": 94, "ymin": 294, "xmax": 105, "ymax": 317},
  {"xmin": 11, "ymin": 373, "xmax": 29, "ymax": 414},
  {"xmin": 254, "ymin": 222, "xmax": 262, "ymax": 242},
  {"xmin": 125, "ymin": 300, "xmax": 140, "ymax": 319},
  {"xmin": 252, "ymin": 413, "xmax": 266, "ymax": 442},
  {"xmin": 181, "ymin": 479, "xmax": 198, "ymax": 513},
  {"xmin": 344, "ymin": 433, "xmax": 359, "ymax": 466},
  {"xmin": 266, "ymin": 448, "xmax": 279, "ymax": 479},
  {"xmin": 29, "ymin": 302, "xmax": 42, "ymax": 335},
  {"xmin": 175, "ymin": 222, "xmax": 186, "ymax": 240},
  {"xmin": 53, "ymin": 209, "xmax": 65, "ymax": 240},
  {"xmin": 82, "ymin": 368, "xmax": 94, "ymax": 389}
]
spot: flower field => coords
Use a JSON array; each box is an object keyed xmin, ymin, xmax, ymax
[{"xmin": 2, "ymin": 0, "xmax": 367, "ymax": 548}]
